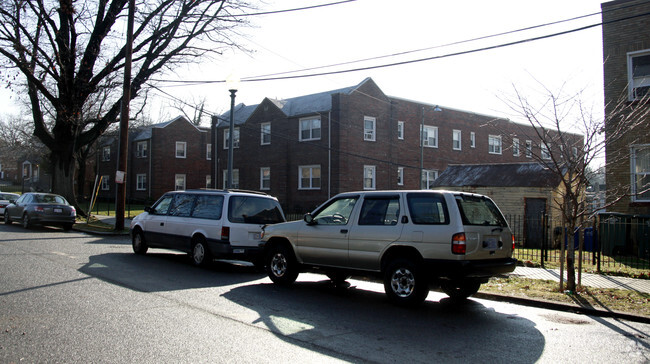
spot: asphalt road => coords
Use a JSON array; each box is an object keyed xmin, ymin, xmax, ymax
[{"xmin": 1, "ymin": 223, "xmax": 649, "ymax": 363}]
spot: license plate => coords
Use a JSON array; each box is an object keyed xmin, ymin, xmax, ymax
[
  {"xmin": 54, "ymin": 208, "xmax": 63, "ymax": 213},
  {"xmin": 483, "ymin": 237, "xmax": 498, "ymax": 250}
]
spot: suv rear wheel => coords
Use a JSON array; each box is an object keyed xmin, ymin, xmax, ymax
[
  {"xmin": 383, "ymin": 258, "xmax": 429, "ymax": 306},
  {"xmin": 440, "ymin": 280, "xmax": 481, "ymax": 300},
  {"xmin": 266, "ymin": 244, "xmax": 299, "ymax": 285}
]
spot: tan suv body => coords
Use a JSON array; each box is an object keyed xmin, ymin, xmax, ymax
[{"xmin": 261, "ymin": 190, "xmax": 516, "ymax": 305}]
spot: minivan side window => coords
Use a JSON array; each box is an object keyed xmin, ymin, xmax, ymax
[
  {"xmin": 359, "ymin": 197, "xmax": 400, "ymax": 225},
  {"xmin": 406, "ymin": 193, "xmax": 449, "ymax": 225},
  {"xmin": 228, "ymin": 196, "xmax": 285, "ymax": 224},
  {"xmin": 169, "ymin": 194, "xmax": 195, "ymax": 217},
  {"xmin": 152, "ymin": 194, "xmax": 174, "ymax": 215},
  {"xmin": 192, "ymin": 194, "xmax": 224, "ymax": 220}
]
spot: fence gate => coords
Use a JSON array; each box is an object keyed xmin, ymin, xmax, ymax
[{"xmin": 524, "ymin": 198, "xmax": 546, "ymax": 249}]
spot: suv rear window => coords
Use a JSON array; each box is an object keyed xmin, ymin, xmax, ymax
[
  {"xmin": 455, "ymin": 195, "xmax": 508, "ymax": 227},
  {"xmin": 406, "ymin": 193, "xmax": 449, "ymax": 225},
  {"xmin": 228, "ymin": 196, "xmax": 285, "ymax": 224}
]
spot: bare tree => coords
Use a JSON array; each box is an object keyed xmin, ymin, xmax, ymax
[
  {"xmin": 502, "ymin": 83, "xmax": 650, "ymax": 292},
  {"xmin": 0, "ymin": 0, "xmax": 251, "ymax": 212},
  {"xmin": 169, "ymin": 95, "xmax": 210, "ymax": 126}
]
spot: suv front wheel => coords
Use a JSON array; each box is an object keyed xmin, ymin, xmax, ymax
[
  {"xmin": 383, "ymin": 258, "xmax": 429, "ymax": 306},
  {"xmin": 266, "ymin": 244, "xmax": 299, "ymax": 285}
]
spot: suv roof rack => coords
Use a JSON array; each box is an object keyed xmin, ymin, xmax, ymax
[{"xmin": 188, "ymin": 188, "xmax": 270, "ymax": 196}]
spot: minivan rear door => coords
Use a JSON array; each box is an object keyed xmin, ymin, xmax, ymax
[{"xmin": 227, "ymin": 195, "xmax": 286, "ymax": 250}]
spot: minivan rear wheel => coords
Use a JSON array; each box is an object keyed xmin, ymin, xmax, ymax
[
  {"xmin": 191, "ymin": 236, "xmax": 211, "ymax": 267},
  {"xmin": 384, "ymin": 258, "xmax": 429, "ymax": 306},
  {"xmin": 440, "ymin": 280, "xmax": 481, "ymax": 300}
]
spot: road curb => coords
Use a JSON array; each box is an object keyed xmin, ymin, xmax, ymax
[
  {"xmin": 474, "ymin": 292, "xmax": 650, "ymax": 324},
  {"xmin": 72, "ymin": 225, "xmax": 130, "ymax": 236}
]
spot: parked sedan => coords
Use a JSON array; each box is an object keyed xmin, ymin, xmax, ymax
[
  {"xmin": 4, "ymin": 192, "xmax": 76, "ymax": 231},
  {"xmin": 0, "ymin": 192, "xmax": 20, "ymax": 215}
]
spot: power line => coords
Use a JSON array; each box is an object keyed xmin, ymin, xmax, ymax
[{"xmin": 224, "ymin": 0, "xmax": 358, "ymax": 17}]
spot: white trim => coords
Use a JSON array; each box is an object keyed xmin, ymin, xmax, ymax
[
  {"xmin": 421, "ymin": 125, "xmax": 438, "ymax": 148},
  {"xmin": 298, "ymin": 165, "xmax": 321, "ymax": 190},
  {"xmin": 397, "ymin": 167, "xmax": 404, "ymax": 186},
  {"xmin": 364, "ymin": 116, "xmax": 376, "ymax": 141},
  {"xmin": 631, "ymin": 144, "xmax": 650, "ymax": 202},
  {"xmin": 261, "ymin": 122, "xmax": 271, "ymax": 145},
  {"xmin": 452, "ymin": 129, "xmax": 462, "ymax": 151},
  {"xmin": 488, "ymin": 135, "xmax": 502, "ymax": 155},
  {"xmin": 363, "ymin": 165, "xmax": 376, "ymax": 190},
  {"xmin": 136, "ymin": 174, "xmax": 147, "ymax": 191},
  {"xmin": 299, "ymin": 117, "xmax": 321, "ymax": 141},
  {"xmin": 260, "ymin": 167, "xmax": 271, "ymax": 190},
  {"xmin": 627, "ymin": 49, "xmax": 650, "ymax": 101},
  {"xmin": 513, "ymin": 138, "xmax": 520, "ymax": 157},
  {"xmin": 397, "ymin": 121, "xmax": 404, "ymax": 140},
  {"xmin": 175, "ymin": 141, "xmax": 187, "ymax": 158},
  {"xmin": 174, "ymin": 174, "xmax": 186, "ymax": 190}
]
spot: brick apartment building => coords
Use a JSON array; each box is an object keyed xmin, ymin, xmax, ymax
[
  {"xmin": 602, "ymin": 0, "xmax": 650, "ymax": 215},
  {"xmin": 213, "ymin": 77, "xmax": 580, "ymax": 213}
]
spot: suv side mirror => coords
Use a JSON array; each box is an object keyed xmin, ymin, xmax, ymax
[
  {"xmin": 304, "ymin": 213, "xmax": 315, "ymax": 225},
  {"xmin": 144, "ymin": 206, "xmax": 154, "ymax": 214}
]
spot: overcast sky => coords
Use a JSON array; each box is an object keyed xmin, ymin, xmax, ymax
[{"xmin": 1, "ymin": 0, "xmax": 608, "ymax": 127}]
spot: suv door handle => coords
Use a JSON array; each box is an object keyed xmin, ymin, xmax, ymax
[
  {"xmin": 160, "ymin": 222, "xmax": 164, "ymax": 226},
  {"xmin": 340, "ymin": 229, "xmax": 348, "ymax": 234}
]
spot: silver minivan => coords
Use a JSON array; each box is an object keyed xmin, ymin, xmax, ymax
[
  {"xmin": 130, "ymin": 189, "xmax": 285, "ymax": 267},
  {"xmin": 261, "ymin": 190, "xmax": 516, "ymax": 305}
]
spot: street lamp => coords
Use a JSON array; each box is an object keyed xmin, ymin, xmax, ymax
[
  {"xmin": 420, "ymin": 105, "xmax": 442, "ymax": 189},
  {"xmin": 226, "ymin": 73, "xmax": 240, "ymax": 189}
]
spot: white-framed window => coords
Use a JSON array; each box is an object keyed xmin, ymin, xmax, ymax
[
  {"xmin": 175, "ymin": 174, "xmax": 186, "ymax": 190},
  {"xmin": 224, "ymin": 128, "xmax": 240, "ymax": 149},
  {"xmin": 260, "ymin": 167, "xmax": 271, "ymax": 190},
  {"xmin": 299, "ymin": 117, "xmax": 321, "ymax": 141},
  {"xmin": 222, "ymin": 169, "xmax": 240, "ymax": 189},
  {"xmin": 363, "ymin": 165, "xmax": 376, "ymax": 190},
  {"xmin": 175, "ymin": 142, "xmax": 187, "ymax": 158},
  {"xmin": 364, "ymin": 116, "xmax": 376, "ymax": 141},
  {"xmin": 136, "ymin": 174, "xmax": 147, "ymax": 191},
  {"xmin": 631, "ymin": 144, "xmax": 650, "ymax": 202},
  {"xmin": 261, "ymin": 122, "xmax": 271, "ymax": 145},
  {"xmin": 299, "ymin": 165, "xmax": 321, "ymax": 190},
  {"xmin": 453, "ymin": 130, "xmax": 462, "ymax": 150},
  {"xmin": 488, "ymin": 135, "xmax": 502, "ymax": 155},
  {"xmin": 397, "ymin": 121, "xmax": 405, "ymax": 140},
  {"xmin": 541, "ymin": 143, "xmax": 551, "ymax": 160},
  {"xmin": 421, "ymin": 125, "xmax": 438, "ymax": 148},
  {"xmin": 206, "ymin": 175, "xmax": 212, "ymax": 189},
  {"xmin": 206, "ymin": 144, "xmax": 212, "ymax": 160},
  {"xmin": 526, "ymin": 140, "xmax": 533, "ymax": 158},
  {"xmin": 513, "ymin": 138, "xmax": 520, "ymax": 157},
  {"xmin": 572, "ymin": 147, "xmax": 579, "ymax": 160},
  {"xmin": 627, "ymin": 49, "xmax": 650, "ymax": 101},
  {"xmin": 102, "ymin": 146, "xmax": 111, "ymax": 161},
  {"xmin": 397, "ymin": 167, "xmax": 404, "ymax": 186},
  {"xmin": 421, "ymin": 169, "xmax": 438, "ymax": 190},
  {"xmin": 101, "ymin": 175, "xmax": 110, "ymax": 190},
  {"xmin": 470, "ymin": 132, "xmax": 476, "ymax": 148},
  {"xmin": 136, "ymin": 141, "xmax": 147, "ymax": 158}
]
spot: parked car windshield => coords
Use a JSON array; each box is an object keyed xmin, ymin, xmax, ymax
[
  {"xmin": 455, "ymin": 195, "xmax": 508, "ymax": 227},
  {"xmin": 228, "ymin": 196, "xmax": 285, "ymax": 224}
]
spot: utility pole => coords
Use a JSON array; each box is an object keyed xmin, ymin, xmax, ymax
[{"xmin": 115, "ymin": 0, "xmax": 135, "ymax": 230}]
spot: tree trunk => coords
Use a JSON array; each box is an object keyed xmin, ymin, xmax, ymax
[{"xmin": 50, "ymin": 151, "xmax": 86, "ymax": 217}]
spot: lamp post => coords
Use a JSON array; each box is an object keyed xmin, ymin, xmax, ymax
[{"xmin": 226, "ymin": 74, "xmax": 240, "ymax": 189}]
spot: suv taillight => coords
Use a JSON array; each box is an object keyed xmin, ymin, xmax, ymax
[
  {"xmin": 452, "ymin": 233, "xmax": 466, "ymax": 255},
  {"xmin": 512, "ymin": 234, "xmax": 515, "ymax": 251},
  {"xmin": 221, "ymin": 226, "xmax": 230, "ymax": 242}
]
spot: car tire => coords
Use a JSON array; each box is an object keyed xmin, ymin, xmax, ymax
[
  {"xmin": 22, "ymin": 214, "xmax": 31, "ymax": 229},
  {"xmin": 190, "ymin": 236, "xmax": 211, "ymax": 267},
  {"xmin": 4, "ymin": 212, "xmax": 11, "ymax": 225},
  {"xmin": 62, "ymin": 223, "xmax": 73, "ymax": 231},
  {"xmin": 440, "ymin": 280, "xmax": 481, "ymax": 300},
  {"xmin": 132, "ymin": 229, "xmax": 148, "ymax": 255},
  {"xmin": 266, "ymin": 244, "xmax": 299, "ymax": 286},
  {"xmin": 383, "ymin": 258, "xmax": 429, "ymax": 306}
]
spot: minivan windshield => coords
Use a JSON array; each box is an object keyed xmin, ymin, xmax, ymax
[
  {"xmin": 455, "ymin": 195, "xmax": 508, "ymax": 227},
  {"xmin": 228, "ymin": 196, "xmax": 285, "ymax": 224}
]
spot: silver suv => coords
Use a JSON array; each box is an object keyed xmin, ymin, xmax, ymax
[
  {"xmin": 261, "ymin": 190, "xmax": 516, "ymax": 305},
  {"xmin": 130, "ymin": 189, "xmax": 285, "ymax": 267}
]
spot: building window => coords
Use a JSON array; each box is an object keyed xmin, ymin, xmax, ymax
[
  {"xmin": 206, "ymin": 175, "xmax": 212, "ymax": 189},
  {"xmin": 136, "ymin": 141, "xmax": 147, "ymax": 158},
  {"xmin": 175, "ymin": 174, "xmax": 186, "ymax": 190},
  {"xmin": 397, "ymin": 121, "xmax": 404, "ymax": 140},
  {"xmin": 421, "ymin": 125, "xmax": 438, "ymax": 148},
  {"xmin": 136, "ymin": 174, "xmax": 147, "ymax": 191},
  {"xmin": 260, "ymin": 167, "xmax": 270, "ymax": 190},
  {"xmin": 224, "ymin": 128, "xmax": 240, "ymax": 149},
  {"xmin": 364, "ymin": 116, "xmax": 376, "ymax": 141},
  {"xmin": 470, "ymin": 132, "xmax": 476, "ymax": 148},
  {"xmin": 488, "ymin": 135, "xmax": 502, "ymax": 155},
  {"xmin": 397, "ymin": 167, "xmax": 404, "ymax": 186},
  {"xmin": 363, "ymin": 165, "xmax": 376, "ymax": 190},
  {"xmin": 541, "ymin": 144, "xmax": 551, "ymax": 160},
  {"xmin": 628, "ymin": 49, "xmax": 650, "ymax": 101},
  {"xmin": 175, "ymin": 142, "xmax": 186, "ymax": 158},
  {"xmin": 222, "ymin": 169, "xmax": 240, "ymax": 189},
  {"xmin": 513, "ymin": 138, "xmax": 520, "ymax": 157},
  {"xmin": 101, "ymin": 175, "xmax": 110, "ymax": 190},
  {"xmin": 260, "ymin": 122, "xmax": 271, "ymax": 145},
  {"xmin": 453, "ymin": 130, "xmax": 462, "ymax": 150},
  {"xmin": 631, "ymin": 144, "xmax": 650, "ymax": 202},
  {"xmin": 421, "ymin": 169, "xmax": 438, "ymax": 189},
  {"xmin": 299, "ymin": 117, "xmax": 321, "ymax": 141},
  {"xmin": 299, "ymin": 165, "xmax": 321, "ymax": 190},
  {"xmin": 206, "ymin": 144, "xmax": 212, "ymax": 160},
  {"xmin": 102, "ymin": 146, "xmax": 110, "ymax": 161},
  {"xmin": 526, "ymin": 140, "xmax": 533, "ymax": 158}
]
